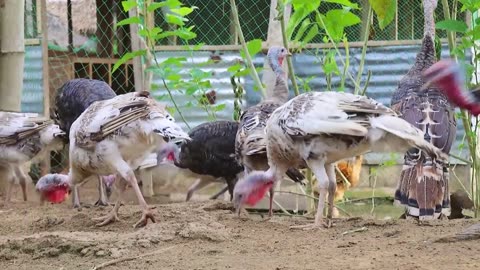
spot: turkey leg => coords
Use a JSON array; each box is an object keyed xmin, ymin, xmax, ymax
[
  {"xmin": 93, "ymin": 178, "xmax": 127, "ymax": 226},
  {"xmin": 94, "ymin": 176, "xmax": 109, "ymax": 206},
  {"xmin": 291, "ymin": 159, "xmax": 331, "ymax": 230}
]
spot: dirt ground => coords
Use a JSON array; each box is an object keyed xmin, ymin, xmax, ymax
[{"xmin": 0, "ymin": 180, "xmax": 479, "ymax": 270}]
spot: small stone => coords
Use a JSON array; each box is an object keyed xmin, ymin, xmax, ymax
[
  {"xmin": 95, "ymin": 250, "xmax": 106, "ymax": 257},
  {"xmin": 80, "ymin": 248, "xmax": 90, "ymax": 256},
  {"xmin": 137, "ymin": 239, "xmax": 151, "ymax": 248},
  {"xmin": 45, "ymin": 248, "xmax": 61, "ymax": 257}
]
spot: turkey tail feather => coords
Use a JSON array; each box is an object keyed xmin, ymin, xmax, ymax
[
  {"xmin": 285, "ymin": 168, "xmax": 305, "ymax": 184},
  {"xmin": 394, "ymin": 156, "xmax": 448, "ymax": 220}
]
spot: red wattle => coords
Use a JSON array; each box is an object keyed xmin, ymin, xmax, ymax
[
  {"xmin": 167, "ymin": 152, "xmax": 175, "ymax": 161},
  {"xmin": 245, "ymin": 183, "xmax": 274, "ymax": 206},
  {"xmin": 45, "ymin": 188, "xmax": 68, "ymax": 204}
]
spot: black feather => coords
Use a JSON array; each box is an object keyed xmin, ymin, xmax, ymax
[
  {"xmin": 174, "ymin": 120, "xmax": 243, "ymax": 198},
  {"xmin": 52, "ymin": 78, "xmax": 117, "ymax": 141}
]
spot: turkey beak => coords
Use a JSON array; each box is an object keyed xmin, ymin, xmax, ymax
[{"xmin": 54, "ymin": 131, "xmax": 66, "ymax": 138}]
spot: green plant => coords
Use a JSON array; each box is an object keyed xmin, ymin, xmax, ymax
[
  {"xmin": 436, "ymin": 0, "xmax": 480, "ymax": 217},
  {"xmin": 113, "ymin": 0, "xmax": 231, "ymax": 129}
]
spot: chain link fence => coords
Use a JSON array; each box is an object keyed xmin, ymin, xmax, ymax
[{"xmin": 30, "ymin": 0, "xmax": 467, "ymax": 176}]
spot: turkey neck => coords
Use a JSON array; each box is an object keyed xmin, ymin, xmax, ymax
[
  {"xmin": 423, "ymin": 0, "xmax": 437, "ymax": 38},
  {"xmin": 409, "ymin": 0, "xmax": 438, "ymax": 75},
  {"xmin": 267, "ymin": 55, "xmax": 289, "ymax": 103}
]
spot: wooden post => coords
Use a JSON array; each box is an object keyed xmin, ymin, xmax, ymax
[
  {"xmin": 262, "ymin": 0, "xmax": 291, "ymax": 98},
  {"xmin": 0, "ymin": 0, "xmax": 25, "ymax": 112}
]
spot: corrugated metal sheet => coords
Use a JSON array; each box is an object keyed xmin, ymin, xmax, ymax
[
  {"xmin": 22, "ymin": 45, "xmax": 44, "ymax": 114},
  {"xmin": 153, "ymin": 44, "xmax": 471, "ymax": 164}
]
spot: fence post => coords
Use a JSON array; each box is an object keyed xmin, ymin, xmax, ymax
[{"xmin": 0, "ymin": 0, "xmax": 25, "ymax": 112}]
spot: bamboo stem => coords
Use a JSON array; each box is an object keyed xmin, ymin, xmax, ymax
[{"xmin": 229, "ymin": 0, "xmax": 266, "ymax": 97}]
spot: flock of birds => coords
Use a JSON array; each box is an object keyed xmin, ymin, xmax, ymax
[{"xmin": 0, "ymin": 0, "xmax": 476, "ymax": 229}]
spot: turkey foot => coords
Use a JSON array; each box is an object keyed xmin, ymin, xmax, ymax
[
  {"xmin": 94, "ymin": 199, "xmax": 109, "ymax": 207},
  {"xmin": 133, "ymin": 208, "xmax": 156, "ymax": 228},
  {"xmin": 93, "ymin": 212, "xmax": 122, "ymax": 227}
]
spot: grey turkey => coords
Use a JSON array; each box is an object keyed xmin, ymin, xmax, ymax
[
  {"xmin": 0, "ymin": 112, "xmax": 65, "ymax": 204},
  {"xmin": 390, "ymin": 0, "xmax": 456, "ymax": 220},
  {"xmin": 52, "ymin": 78, "xmax": 117, "ymax": 208},
  {"xmin": 236, "ymin": 46, "xmax": 305, "ymax": 216},
  {"xmin": 232, "ymin": 91, "xmax": 448, "ymax": 230}
]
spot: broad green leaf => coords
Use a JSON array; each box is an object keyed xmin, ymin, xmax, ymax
[
  {"xmin": 186, "ymin": 86, "xmax": 198, "ymax": 95},
  {"xmin": 323, "ymin": 0, "xmax": 360, "ymax": 9},
  {"xmin": 167, "ymin": 74, "xmax": 182, "ymax": 81},
  {"xmin": 112, "ymin": 50, "xmax": 146, "ymax": 73},
  {"xmin": 293, "ymin": 18, "xmax": 312, "ymax": 42},
  {"xmin": 116, "ymin": 16, "xmax": 141, "ymax": 27},
  {"xmin": 287, "ymin": 7, "xmax": 310, "ymax": 40},
  {"xmin": 436, "ymin": 19, "xmax": 468, "ymax": 33},
  {"xmin": 475, "ymin": 17, "xmax": 480, "ymax": 26},
  {"xmin": 317, "ymin": 9, "xmax": 361, "ymax": 42},
  {"xmin": 147, "ymin": 0, "xmax": 182, "ymax": 12},
  {"xmin": 458, "ymin": 0, "xmax": 480, "ymax": 13},
  {"xmin": 302, "ymin": 24, "xmax": 319, "ymax": 44},
  {"xmin": 213, "ymin": 104, "xmax": 226, "ymax": 112},
  {"xmin": 165, "ymin": 14, "xmax": 187, "ymax": 26},
  {"xmin": 160, "ymin": 57, "xmax": 187, "ymax": 67},
  {"xmin": 175, "ymin": 28, "xmax": 197, "ymax": 40},
  {"xmin": 240, "ymin": 39, "xmax": 262, "ymax": 59},
  {"xmin": 121, "ymin": 0, "xmax": 137, "ymax": 12},
  {"xmin": 368, "ymin": 0, "xmax": 396, "ymax": 30},
  {"xmin": 227, "ymin": 63, "xmax": 243, "ymax": 73},
  {"xmin": 291, "ymin": 0, "xmax": 321, "ymax": 11},
  {"xmin": 171, "ymin": 6, "xmax": 198, "ymax": 17}
]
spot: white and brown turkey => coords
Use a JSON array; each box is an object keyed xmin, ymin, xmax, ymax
[
  {"xmin": 38, "ymin": 91, "xmax": 190, "ymax": 228},
  {"xmin": 0, "ymin": 112, "xmax": 65, "ymax": 204},
  {"xmin": 52, "ymin": 78, "xmax": 117, "ymax": 208},
  {"xmin": 235, "ymin": 46, "xmax": 305, "ymax": 216},
  {"xmin": 232, "ymin": 91, "xmax": 448, "ymax": 229},
  {"xmin": 390, "ymin": 0, "xmax": 456, "ymax": 220}
]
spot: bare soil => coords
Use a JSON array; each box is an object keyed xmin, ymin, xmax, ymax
[{"xmin": 0, "ymin": 181, "xmax": 478, "ymax": 270}]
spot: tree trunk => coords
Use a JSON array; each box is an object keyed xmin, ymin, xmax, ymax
[
  {"xmin": 263, "ymin": 0, "xmax": 291, "ymax": 98},
  {"xmin": 0, "ymin": 0, "xmax": 25, "ymax": 112}
]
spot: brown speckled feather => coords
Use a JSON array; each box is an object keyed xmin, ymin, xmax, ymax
[
  {"xmin": 235, "ymin": 101, "xmax": 282, "ymax": 161},
  {"xmin": 74, "ymin": 93, "xmax": 162, "ymax": 149}
]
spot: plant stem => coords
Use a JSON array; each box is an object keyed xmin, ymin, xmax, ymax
[
  {"xmin": 315, "ymin": 10, "xmax": 362, "ymax": 93},
  {"xmin": 440, "ymin": 0, "xmax": 457, "ymax": 59},
  {"xmin": 229, "ymin": 0, "xmax": 266, "ymax": 98},
  {"xmin": 142, "ymin": 5, "xmax": 190, "ymax": 129},
  {"xmin": 277, "ymin": 0, "xmax": 300, "ymax": 96},
  {"xmin": 354, "ymin": 5, "xmax": 373, "ymax": 95}
]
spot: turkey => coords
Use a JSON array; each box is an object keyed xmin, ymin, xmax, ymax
[
  {"xmin": 0, "ymin": 112, "xmax": 65, "ymax": 204},
  {"xmin": 157, "ymin": 120, "xmax": 244, "ymax": 201},
  {"xmin": 236, "ymin": 46, "xmax": 305, "ymax": 216},
  {"xmin": 52, "ymin": 78, "xmax": 117, "ymax": 207},
  {"xmin": 232, "ymin": 91, "xmax": 448, "ymax": 229},
  {"xmin": 390, "ymin": 0, "xmax": 456, "ymax": 220},
  {"xmin": 37, "ymin": 91, "xmax": 190, "ymax": 228},
  {"xmin": 423, "ymin": 58, "xmax": 480, "ymax": 115}
]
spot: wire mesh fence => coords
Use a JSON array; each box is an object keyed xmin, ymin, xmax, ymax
[{"xmin": 23, "ymin": 0, "xmax": 468, "ymax": 177}]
